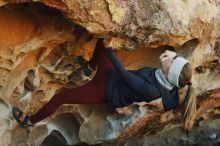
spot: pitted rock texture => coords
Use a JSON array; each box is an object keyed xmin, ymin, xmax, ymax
[
  {"xmin": 0, "ymin": 1, "xmax": 219, "ymax": 146},
  {"xmin": 5, "ymin": 0, "xmax": 219, "ymax": 49}
]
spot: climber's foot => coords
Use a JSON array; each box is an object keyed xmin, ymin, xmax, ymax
[{"xmin": 12, "ymin": 107, "xmax": 33, "ymax": 128}]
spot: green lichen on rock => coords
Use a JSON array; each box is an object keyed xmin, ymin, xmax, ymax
[
  {"xmin": 107, "ymin": 0, "xmax": 125, "ymax": 23},
  {"xmin": 89, "ymin": 10, "xmax": 100, "ymax": 16},
  {"xmin": 80, "ymin": 1, "xmax": 85, "ymax": 9},
  {"xmin": 216, "ymin": 19, "xmax": 220, "ymax": 32},
  {"xmin": 84, "ymin": 22, "xmax": 104, "ymax": 32}
]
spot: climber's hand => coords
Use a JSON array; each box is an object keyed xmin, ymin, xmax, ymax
[
  {"xmin": 103, "ymin": 37, "xmax": 113, "ymax": 48},
  {"xmin": 160, "ymin": 50, "xmax": 177, "ymax": 60}
]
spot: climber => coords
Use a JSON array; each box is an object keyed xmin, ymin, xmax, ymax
[{"xmin": 12, "ymin": 38, "xmax": 196, "ymax": 130}]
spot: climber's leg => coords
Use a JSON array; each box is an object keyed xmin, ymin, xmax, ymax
[
  {"xmin": 88, "ymin": 38, "xmax": 113, "ymax": 71},
  {"xmin": 29, "ymin": 38, "xmax": 114, "ymax": 124}
]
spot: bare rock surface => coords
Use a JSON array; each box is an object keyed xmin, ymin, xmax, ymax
[{"xmin": 0, "ymin": 1, "xmax": 219, "ymax": 146}]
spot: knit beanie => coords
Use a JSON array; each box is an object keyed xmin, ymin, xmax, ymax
[{"xmin": 168, "ymin": 56, "xmax": 189, "ymax": 87}]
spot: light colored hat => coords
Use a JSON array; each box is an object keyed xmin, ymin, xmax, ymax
[{"xmin": 168, "ymin": 56, "xmax": 189, "ymax": 87}]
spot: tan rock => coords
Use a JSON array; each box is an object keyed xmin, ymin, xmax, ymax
[{"xmin": 0, "ymin": 1, "xmax": 219, "ymax": 146}]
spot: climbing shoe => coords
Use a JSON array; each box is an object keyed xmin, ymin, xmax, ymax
[{"xmin": 12, "ymin": 107, "xmax": 33, "ymax": 128}]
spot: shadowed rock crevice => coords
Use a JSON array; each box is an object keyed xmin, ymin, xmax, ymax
[
  {"xmin": 47, "ymin": 113, "xmax": 80, "ymax": 145},
  {"xmin": 40, "ymin": 130, "xmax": 67, "ymax": 146},
  {"xmin": 176, "ymin": 38, "xmax": 200, "ymax": 59}
]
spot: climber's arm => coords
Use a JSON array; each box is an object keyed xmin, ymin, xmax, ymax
[{"xmin": 106, "ymin": 47, "xmax": 159, "ymax": 97}]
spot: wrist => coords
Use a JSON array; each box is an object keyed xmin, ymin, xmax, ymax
[
  {"xmin": 103, "ymin": 38, "xmax": 113, "ymax": 48},
  {"xmin": 104, "ymin": 43, "xmax": 112, "ymax": 48}
]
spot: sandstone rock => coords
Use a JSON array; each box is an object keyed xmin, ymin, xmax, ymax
[
  {"xmin": 47, "ymin": 113, "xmax": 80, "ymax": 145},
  {"xmin": 0, "ymin": 1, "xmax": 219, "ymax": 146}
]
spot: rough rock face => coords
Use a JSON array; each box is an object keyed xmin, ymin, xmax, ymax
[{"xmin": 0, "ymin": 0, "xmax": 219, "ymax": 146}]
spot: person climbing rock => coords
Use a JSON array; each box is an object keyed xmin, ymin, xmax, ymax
[{"xmin": 12, "ymin": 38, "xmax": 196, "ymax": 130}]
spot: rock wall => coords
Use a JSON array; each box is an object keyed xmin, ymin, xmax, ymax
[{"xmin": 0, "ymin": 1, "xmax": 219, "ymax": 146}]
